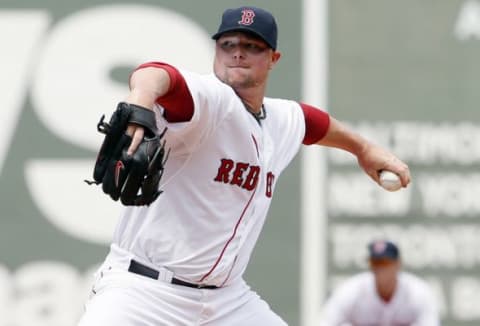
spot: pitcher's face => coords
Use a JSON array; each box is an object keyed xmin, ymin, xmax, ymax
[{"xmin": 213, "ymin": 32, "xmax": 280, "ymax": 90}]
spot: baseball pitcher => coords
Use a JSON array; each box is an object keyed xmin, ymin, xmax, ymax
[{"xmin": 78, "ymin": 6, "xmax": 411, "ymax": 326}]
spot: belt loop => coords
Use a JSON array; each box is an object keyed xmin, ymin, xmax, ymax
[{"xmin": 157, "ymin": 268, "xmax": 174, "ymax": 282}]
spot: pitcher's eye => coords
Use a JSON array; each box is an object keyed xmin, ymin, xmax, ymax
[
  {"xmin": 219, "ymin": 40, "xmax": 235, "ymax": 51},
  {"xmin": 244, "ymin": 42, "xmax": 267, "ymax": 54}
]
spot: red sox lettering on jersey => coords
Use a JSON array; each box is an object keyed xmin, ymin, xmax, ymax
[
  {"xmin": 213, "ymin": 158, "xmax": 275, "ymax": 197},
  {"xmin": 214, "ymin": 158, "xmax": 260, "ymax": 191}
]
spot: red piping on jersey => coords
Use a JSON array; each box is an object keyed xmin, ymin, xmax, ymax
[
  {"xmin": 198, "ymin": 187, "xmax": 257, "ymax": 282},
  {"xmin": 220, "ymin": 255, "xmax": 238, "ymax": 287},
  {"xmin": 251, "ymin": 134, "xmax": 259, "ymax": 158}
]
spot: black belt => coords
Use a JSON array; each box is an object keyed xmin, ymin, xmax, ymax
[{"xmin": 128, "ymin": 260, "xmax": 219, "ymax": 289}]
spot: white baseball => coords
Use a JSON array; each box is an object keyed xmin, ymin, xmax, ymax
[{"xmin": 379, "ymin": 170, "xmax": 402, "ymax": 191}]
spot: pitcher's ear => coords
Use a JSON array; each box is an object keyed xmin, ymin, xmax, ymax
[{"xmin": 269, "ymin": 51, "xmax": 282, "ymax": 69}]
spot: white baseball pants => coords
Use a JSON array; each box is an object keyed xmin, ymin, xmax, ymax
[{"xmin": 77, "ymin": 247, "xmax": 287, "ymax": 326}]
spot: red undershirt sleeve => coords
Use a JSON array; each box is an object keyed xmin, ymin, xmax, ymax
[
  {"xmin": 300, "ymin": 102, "xmax": 330, "ymax": 145},
  {"xmin": 133, "ymin": 62, "xmax": 194, "ymax": 123}
]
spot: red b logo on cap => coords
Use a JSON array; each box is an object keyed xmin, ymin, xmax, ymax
[{"xmin": 238, "ymin": 9, "xmax": 255, "ymax": 26}]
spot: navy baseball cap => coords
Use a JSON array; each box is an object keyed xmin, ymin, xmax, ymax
[
  {"xmin": 368, "ymin": 240, "xmax": 400, "ymax": 260},
  {"xmin": 212, "ymin": 6, "xmax": 278, "ymax": 50}
]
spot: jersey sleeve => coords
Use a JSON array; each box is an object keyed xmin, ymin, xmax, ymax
[
  {"xmin": 133, "ymin": 62, "xmax": 234, "ymax": 153},
  {"xmin": 133, "ymin": 62, "xmax": 194, "ymax": 123},
  {"xmin": 300, "ymin": 103, "xmax": 330, "ymax": 145}
]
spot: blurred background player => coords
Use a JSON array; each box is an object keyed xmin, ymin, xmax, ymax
[{"xmin": 321, "ymin": 240, "xmax": 440, "ymax": 326}]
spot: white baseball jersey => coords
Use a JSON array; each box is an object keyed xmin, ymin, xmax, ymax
[
  {"xmin": 112, "ymin": 62, "xmax": 329, "ymax": 287},
  {"xmin": 321, "ymin": 272, "xmax": 440, "ymax": 326}
]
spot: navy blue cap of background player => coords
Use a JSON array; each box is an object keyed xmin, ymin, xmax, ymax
[
  {"xmin": 212, "ymin": 7, "xmax": 278, "ymax": 50},
  {"xmin": 368, "ymin": 240, "xmax": 400, "ymax": 260}
]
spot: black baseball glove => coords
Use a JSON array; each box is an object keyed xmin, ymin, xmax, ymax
[{"xmin": 86, "ymin": 102, "xmax": 169, "ymax": 206}]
